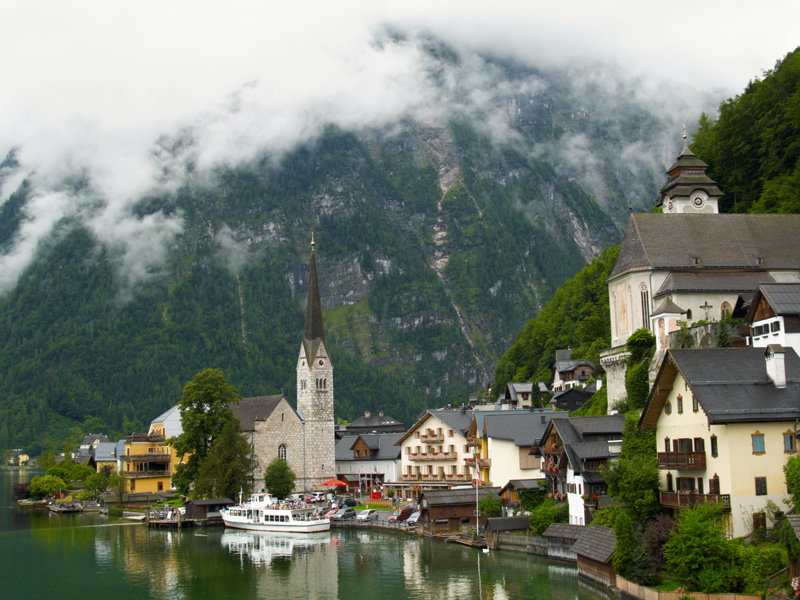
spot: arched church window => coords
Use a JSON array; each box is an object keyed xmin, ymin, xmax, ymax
[
  {"xmin": 720, "ymin": 302, "xmax": 732, "ymax": 319},
  {"xmin": 640, "ymin": 284, "xmax": 650, "ymax": 328},
  {"xmin": 278, "ymin": 444, "xmax": 287, "ymax": 461},
  {"xmin": 686, "ymin": 309, "xmax": 693, "ymax": 320}
]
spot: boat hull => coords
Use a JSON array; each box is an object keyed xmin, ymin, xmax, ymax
[{"xmin": 222, "ymin": 515, "xmax": 330, "ymax": 533}]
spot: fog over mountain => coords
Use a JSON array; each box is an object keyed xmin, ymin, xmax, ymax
[{"xmin": 0, "ymin": 2, "xmax": 797, "ymax": 448}]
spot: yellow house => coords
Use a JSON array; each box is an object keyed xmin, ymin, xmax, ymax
[
  {"xmin": 121, "ymin": 406, "xmax": 184, "ymax": 494},
  {"xmin": 640, "ymin": 345, "xmax": 799, "ymax": 538}
]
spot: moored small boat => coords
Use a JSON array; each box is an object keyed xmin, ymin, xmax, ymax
[{"xmin": 221, "ymin": 492, "xmax": 330, "ymax": 533}]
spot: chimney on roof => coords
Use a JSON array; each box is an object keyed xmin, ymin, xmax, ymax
[
  {"xmin": 379, "ymin": 411, "xmax": 384, "ymax": 417},
  {"xmin": 765, "ymin": 344, "xmax": 786, "ymax": 389},
  {"xmin": 365, "ymin": 410, "xmax": 371, "ymax": 418}
]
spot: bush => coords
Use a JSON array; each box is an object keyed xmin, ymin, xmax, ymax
[
  {"xmin": 642, "ymin": 514, "xmax": 675, "ymax": 573},
  {"xmin": 529, "ymin": 499, "xmax": 568, "ymax": 534},
  {"xmin": 737, "ymin": 544, "xmax": 786, "ymax": 594},
  {"xmin": 625, "ymin": 361, "xmax": 651, "ymax": 412},
  {"xmin": 664, "ymin": 503, "xmax": 738, "ymax": 591}
]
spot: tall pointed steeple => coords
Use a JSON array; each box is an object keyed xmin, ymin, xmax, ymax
[{"xmin": 304, "ymin": 233, "xmax": 326, "ymax": 343}]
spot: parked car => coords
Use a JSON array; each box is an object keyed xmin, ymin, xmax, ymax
[
  {"xmin": 342, "ymin": 497, "xmax": 359, "ymax": 507},
  {"xmin": 325, "ymin": 508, "xmax": 339, "ymax": 519},
  {"xmin": 330, "ymin": 508, "xmax": 356, "ymax": 521},
  {"xmin": 388, "ymin": 506, "xmax": 414, "ymax": 521},
  {"xmin": 406, "ymin": 511, "xmax": 421, "ymax": 525},
  {"xmin": 308, "ymin": 492, "xmax": 325, "ymax": 502},
  {"xmin": 357, "ymin": 509, "xmax": 379, "ymax": 522}
]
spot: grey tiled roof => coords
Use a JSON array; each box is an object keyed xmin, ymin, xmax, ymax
[
  {"xmin": 348, "ymin": 413, "xmax": 404, "ymax": 429},
  {"xmin": 421, "ymin": 487, "xmax": 500, "ymax": 507},
  {"xmin": 643, "ymin": 347, "xmax": 800, "ymax": 427},
  {"xmin": 151, "ymin": 405, "xmax": 183, "ymax": 438},
  {"xmin": 94, "ymin": 442, "xmax": 118, "ymax": 462},
  {"xmin": 655, "ymin": 271, "xmax": 775, "ymax": 299},
  {"xmin": 610, "ymin": 214, "xmax": 800, "ymax": 280},
  {"xmin": 427, "ymin": 409, "xmax": 473, "ymax": 436},
  {"xmin": 543, "ymin": 522, "xmax": 585, "ymax": 540},
  {"xmin": 81, "ymin": 434, "xmax": 109, "ymax": 446},
  {"xmin": 500, "ymin": 479, "xmax": 543, "ymax": 495},
  {"xmin": 486, "ymin": 517, "xmax": 531, "ymax": 532},
  {"xmin": 335, "ymin": 433, "xmax": 403, "ymax": 461},
  {"xmin": 478, "ymin": 409, "xmax": 563, "ymax": 446},
  {"xmin": 651, "ymin": 297, "xmax": 687, "ymax": 317},
  {"xmin": 572, "ymin": 525, "xmax": 616, "ymax": 563},
  {"xmin": 757, "ymin": 283, "xmax": 800, "ymax": 315},
  {"xmin": 231, "ymin": 395, "xmax": 288, "ymax": 431}
]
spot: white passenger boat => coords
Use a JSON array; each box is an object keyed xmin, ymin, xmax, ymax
[{"xmin": 220, "ymin": 492, "xmax": 330, "ymax": 533}]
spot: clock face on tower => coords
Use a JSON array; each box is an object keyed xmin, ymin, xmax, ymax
[
  {"xmin": 691, "ymin": 191, "xmax": 707, "ymax": 209},
  {"xmin": 318, "ymin": 359, "xmax": 325, "ymax": 367}
]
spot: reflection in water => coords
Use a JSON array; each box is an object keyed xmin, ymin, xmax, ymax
[
  {"xmin": 221, "ymin": 530, "xmax": 338, "ymax": 600},
  {"xmin": 221, "ymin": 530, "xmax": 331, "ymax": 566}
]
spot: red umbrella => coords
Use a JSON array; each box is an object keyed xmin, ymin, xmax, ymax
[{"xmin": 322, "ymin": 478, "xmax": 348, "ymax": 487}]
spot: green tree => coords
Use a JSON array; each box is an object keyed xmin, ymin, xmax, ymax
[
  {"xmin": 478, "ymin": 495, "xmax": 502, "ymax": 518},
  {"xmin": 613, "ymin": 511, "xmax": 636, "ymax": 579},
  {"xmin": 84, "ymin": 472, "xmax": 108, "ymax": 498},
  {"xmin": 263, "ymin": 458, "xmax": 296, "ymax": 499},
  {"xmin": 171, "ymin": 369, "xmax": 241, "ymax": 494},
  {"xmin": 28, "ymin": 475, "xmax": 67, "ymax": 499},
  {"xmin": 601, "ymin": 412, "xmax": 659, "ymax": 522},
  {"xmin": 108, "ymin": 470, "xmax": 128, "ymax": 503},
  {"xmin": 663, "ymin": 503, "xmax": 738, "ymax": 592},
  {"xmin": 193, "ymin": 419, "xmax": 256, "ymax": 500},
  {"xmin": 785, "ymin": 453, "xmax": 800, "ymax": 512},
  {"xmin": 627, "ymin": 328, "xmax": 655, "ymax": 363}
]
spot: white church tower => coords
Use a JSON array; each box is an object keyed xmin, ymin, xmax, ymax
[{"xmin": 296, "ymin": 234, "xmax": 335, "ymax": 491}]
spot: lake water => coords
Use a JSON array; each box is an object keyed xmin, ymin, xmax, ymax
[{"xmin": 0, "ymin": 469, "xmax": 611, "ymax": 600}]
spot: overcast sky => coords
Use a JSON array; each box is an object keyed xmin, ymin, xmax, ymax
[{"xmin": 0, "ymin": 0, "xmax": 797, "ymax": 294}]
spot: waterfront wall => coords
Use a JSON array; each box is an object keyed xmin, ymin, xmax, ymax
[
  {"xmin": 615, "ymin": 576, "xmax": 762, "ymax": 600},
  {"xmin": 496, "ymin": 533, "xmax": 547, "ymax": 556}
]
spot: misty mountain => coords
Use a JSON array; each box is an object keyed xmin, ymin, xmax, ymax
[{"xmin": 0, "ymin": 34, "xmax": 713, "ymax": 452}]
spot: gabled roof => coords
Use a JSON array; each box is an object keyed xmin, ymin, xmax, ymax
[
  {"xmin": 93, "ymin": 442, "xmax": 118, "ymax": 462},
  {"xmin": 151, "ymin": 405, "xmax": 183, "ymax": 438},
  {"xmin": 543, "ymin": 522, "xmax": 585, "ymax": 540},
  {"xmin": 347, "ymin": 412, "xmax": 404, "ymax": 429},
  {"xmin": 505, "ymin": 382, "xmax": 534, "ymax": 402},
  {"xmin": 651, "ymin": 297, "xmax": 687, "ymax": 317},
  {"xmin": 486, "ymin": 517, "xmax": 531, "ymax": 532},
  {"xmin": 499, "ymin": 480, "xmax": 543, "ymax": 495},
  {"xmin": 533, "ymin": 415, "xmax": 624, "ymax": 475},
  {"xmin": 335, "ymin": 433, "xmax": 403, "ymax": 461},
  {"xmin": 396, "ymin": 409, "xmax": 473, "ymax": 445},
  {"xmin": 421, "ymin": 487, "xmax": 500, "ymax": 506},
  {"xmin": 232, "ymin": 395, "xmax": 293, "ymax": 432},
  {"xmin": 655, "ymin": 271, "xmax": 775, "ymax": 299},
  {"xmin": 476, "ymin": 409, "xmax": 564, "ymax": 446},
  {"xmin": 81, "ymin": 433, "xmax": 109, "ymax": 446},
  {"xmin": 572, "ymin": 525, "xmax": 616, "ymax": 563},
  {"xmin": 747, "ymin": 283, "xmax": 800, "ymax": 321},
  {"xmin": 610, "ymin": 214, "xmax": 800, "ymax": 280},
  {"xmin": 640, "ymin": 347, "xmax": 800, "ymax": 429}
]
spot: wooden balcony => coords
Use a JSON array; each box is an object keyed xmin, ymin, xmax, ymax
[
  {"xmin": 659, "ymin": 491, "xmax": 730, "ymax": 512},
  {"xmin": 421, "ymin": 434, "xmax": 444, "ymax": 444},
  {"xmin": 123, "ymin": 452, "xmax": 171, "ymax": 464},
  {"xmin": 478, "ymin": 458, "xmax": 492, "ymax": 469},
  {"xmin": 409, "ymin": 453, "xmax": 458, "ymax": 462},
  {"xmin": 125, "ymin": 470, "xmax": 171, "ymax": 479},
  {"xmin": 657, "ymin": 451, "xmax": 706, "ymax": 470},
  {"xmin": 467, "ymin": 438, "xmax": 481, "ymax": 448}
]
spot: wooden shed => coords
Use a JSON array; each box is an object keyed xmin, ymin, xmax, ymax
[
  {"xmin": 485, "ymin": 517, "xmax": 531, "ymax": 549},
  {"xmin": 419, "ymin": 488, "xmax": 500, "ymax": 535},
  {"xmin": 185, "ymin": 498, "xmax": 233, "ymax": 520},
  {"xmin": 571, "ymin": 525, "xmax": 616, "ymax": 587},
  {"xmin": 542, "ymin": 522, "xmax": 585, "ymax": 562}
]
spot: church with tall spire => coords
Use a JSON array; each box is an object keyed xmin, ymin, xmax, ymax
[
  {"xmin": 230, "ymin": 234, "xmax": 335, "ymax": 492},
  {"xmin": 295, "ymin": 233, "xmax": 335, "ymax": 490}
]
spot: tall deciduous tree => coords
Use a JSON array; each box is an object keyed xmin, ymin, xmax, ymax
[
  {"xmin": 264, "ymin": 458, "xmax": 296, "ymax": 499},
  {"xmin": 193, "ymin": 419, "xmax": 255, "ymax": 500},
  {"xmin": 171, "ymin": 369, "xmax": 241, "ymax": 494}
]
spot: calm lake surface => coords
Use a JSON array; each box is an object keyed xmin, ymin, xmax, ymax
[{"xmin": 1, "ymin": 470, "xmax": 611, "ymax": 600}]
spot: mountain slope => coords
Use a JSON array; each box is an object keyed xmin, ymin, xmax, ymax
[{"xmin": 0, "ymin": 38, "xmax": 708, "ymax": 453}]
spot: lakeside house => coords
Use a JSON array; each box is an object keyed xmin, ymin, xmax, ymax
[
  {"xmin": 334, "ymin": 432, "xmax": 403, "ymax": 491},
  {"xmin": 419, "ymin": 487, "xmax": 501, "ymax": 535},
  {"xmin": 639, "ymin": 346, "xmax": 798, "ymax": 537}
]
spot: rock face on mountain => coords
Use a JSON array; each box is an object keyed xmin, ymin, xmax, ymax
[{"xmin": 0, "ymin": 42, "xmax": 704, "ymax": 449}]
